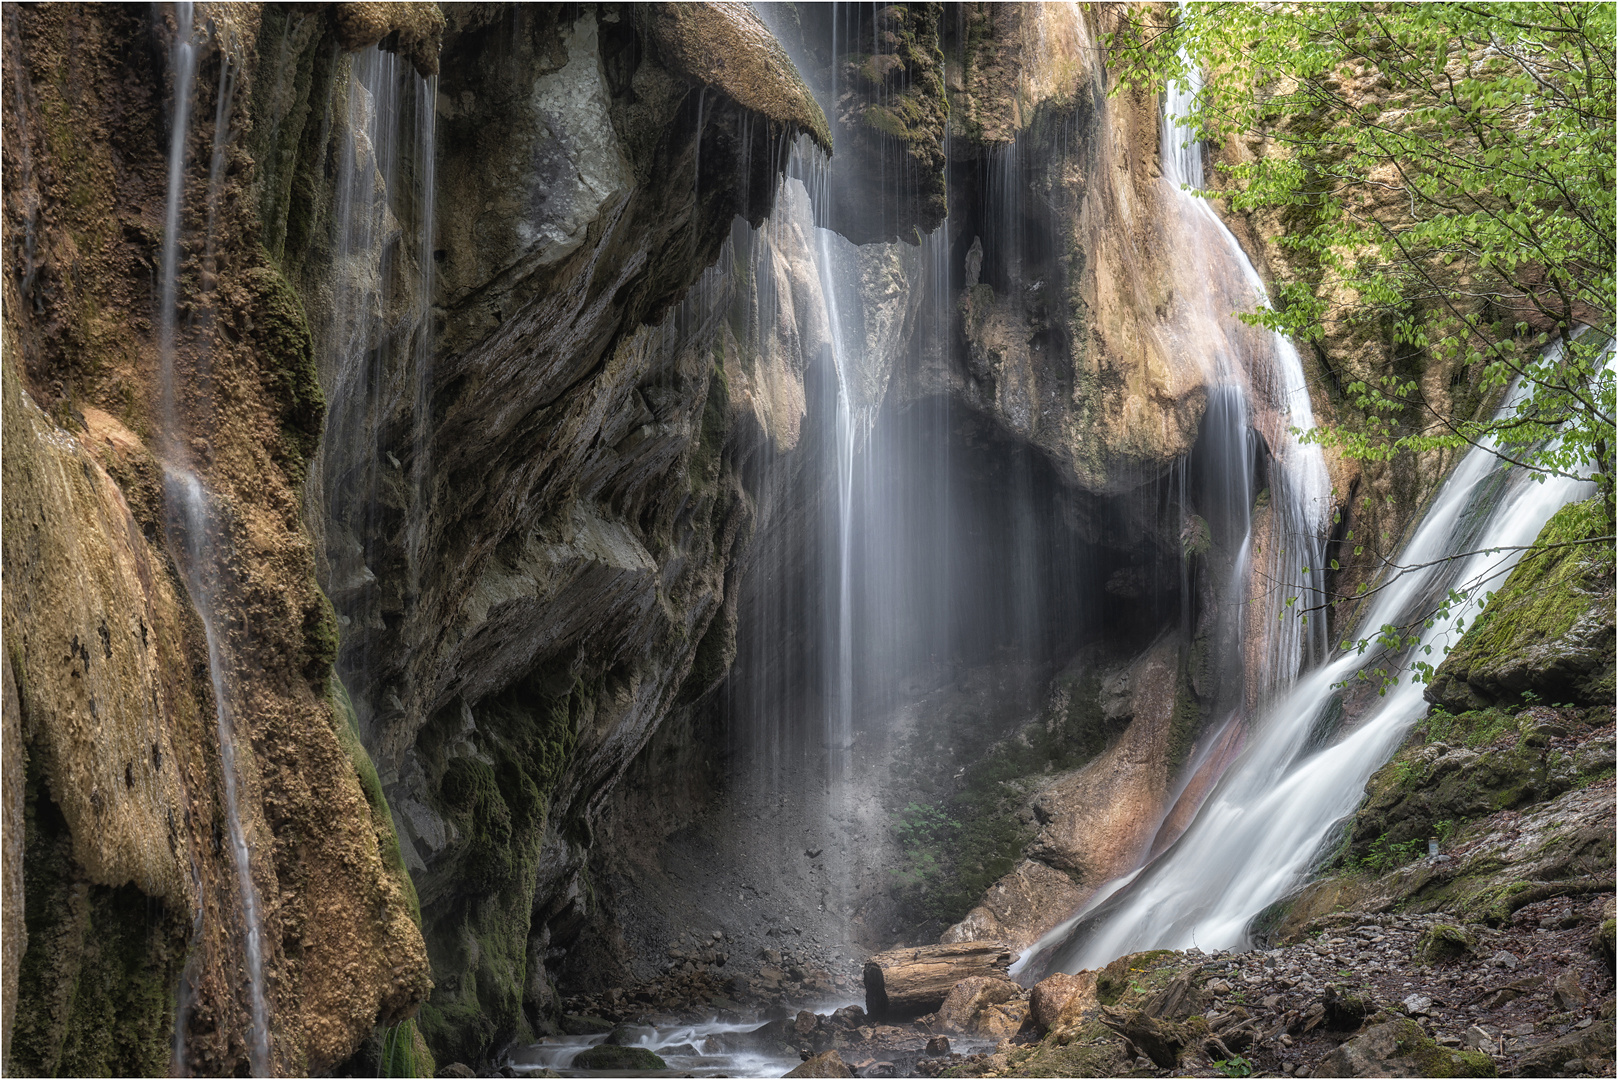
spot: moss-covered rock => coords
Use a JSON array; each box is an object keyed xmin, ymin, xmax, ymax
[
  {"xmin": 1315, "ymin": 1017, "xmax": 1497, "ymax": 1077},
  {"xmin": 1345, "ymin": 708, "xmax": 1612, "ymax": 867},
  {"xmin": 574, "ymin": 1043, "xmax": 667, "ymax": 1070},
  {"xmin": 1095, "ymin": 950, "xmax": 1182, "ymax": 1007},
  {"xmin": 1414, "ymin": 924, "xmax": 1477, "ymax": 965},
  {"xmin": 415, "ymin": 677, "xmax": 582, "ymax": 1066},
  {"xmin": 1427, "ymin": 498, "xmax": 1615, "ymax": 711},
  {"xmin": 8, "ymin": 765, "xmax": 189, "ymax": 1077}
]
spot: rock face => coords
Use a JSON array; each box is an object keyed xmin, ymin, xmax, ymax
[
  {"xmin": 938, "ymin": 4, "xmax": 1212, "ymax": 494},
  {"xmin": 1426, "ymin": 498, "xmax": 1615, "ymax": 711},
  {"xmin": 277, "ymin": 3, "xmax": 830, "ymax": 1066},
  {"xmin": 944, "ymin": 637, "xmax": 1192, "ymax": 951},
  {"xmin": 1, "ymin": 1, "xmax": 831, "ymax": 1072},
  {"xmin": 767, "ymin": 4, "xmax": 949, "ymax": 244},
  {"xmin": 2, "ymin": 5, "xmax": 432, "ymax": 1073}
]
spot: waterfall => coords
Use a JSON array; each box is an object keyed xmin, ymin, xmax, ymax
[
  {"xmin": 1161, "ymin": 65, "xmax": 1331, "ymax": 710},
  {"xmin": 1020, "ymin": 355, "xmax": 1597, "ymax": 976},
  {"xmin": 311, "ymin": 45, "xmax": 436, "ymax": 742},
  {"xmin": 155, "ymin": 4, "xmax": 269, "ymax": 1073}
]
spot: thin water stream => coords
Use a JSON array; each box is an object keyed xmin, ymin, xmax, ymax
[{"xmin": 156, "ymin": 3, "xmax": 269, "ymax": 1073}]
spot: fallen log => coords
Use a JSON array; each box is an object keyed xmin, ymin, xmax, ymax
[{"xmin": 862, "ymin": 941, "xmax": 1017, "ymax": 1019}]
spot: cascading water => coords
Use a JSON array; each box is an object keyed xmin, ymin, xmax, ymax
[
  {"xmin": 309, "ymin": 45, "xmax": 436, "ymax": 744},
  {"xmin": 1022, "ymin": 354, "xmax": 1598, "ymax": 976},
  {"xmin": 155, "ymin": 4, "xmax": 269, "ymax": 1073},
  {"xmin": 1160, "ymin": 65, "xmax": 1331, "ymax": 710}
]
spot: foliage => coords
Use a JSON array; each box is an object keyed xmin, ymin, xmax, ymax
[
  {"xmin": 1106, "ymin": 3, "xmax": 1617, "ymax": 687},
  {"xmin": 1360, "ymin": 832, "xmax": 1426, "ymax": 873},
  {"xmin": 1213, "ymin": 1056, "xmax": 1255, "ymax": 1078},
  {"xmin": 1109, "ymin": 2, "xmax": 1615, "ymax": 491}
]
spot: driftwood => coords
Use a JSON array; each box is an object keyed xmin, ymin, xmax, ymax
[{"xmin": 862, "ymin": 941, "xmax": 1017, "ymax": 1019}]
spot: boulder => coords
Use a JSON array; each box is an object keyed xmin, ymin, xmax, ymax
[
  {"xmin": 1415, "ymin": 924, "xmax": 1478, "ymax": 965},
  {"xmin": 1323, "ymin": 984, "xmax": 1376, "ymax": 1031},
  {"xmin": 1312, "ymin": 1018, "xmax": 1496, "ymax": 1077},
  {"xmin": 1029, "ymin": 971, "xmax": 1095, "ymax": 1033},
  {"xmin": 784, "ymin": 1050, "xmax": 854, "ymax": 1078},
  {"xmin": 605, "ymin": 1024, "xmax": 656, "ymax": 1046},
  {"xmin": 574, "ymin": 1044, "xmax": 667, "ymax": 1070},
  {"xmin": 937, "ymin": 976, "xmax": 1021, "ymax": 1035},
  {"xmin": 1552, "ymin": 969, "xmax": 1586, "ymax": 1010},
  {"xmin": 863, "ymin": 941, "xmax": 1016, "ymax": 1019},
  {"xmin": 1516, "ymin": 1023, "xmax": 1616, "ymax": 1077}
]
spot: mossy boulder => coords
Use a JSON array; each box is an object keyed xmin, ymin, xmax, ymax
[
  {"xmin": 1427, "ymin": 498, "xmax": 1615, "ymax": 712},
  {"xmin": 1414, "ymin": 924, "xmax": 1477, "ymax": 965},
  {"xmin": 574, "ymin": 1043, "xmax": 667, "ymax": 1070},
  {"xmin": 1314, "ymin": 1017, "xmax": 1496, "ymax": 1077},
  {"xmin": 1095, "ymin": 951, "xmax": 1183, "ymax": 1007},
  {"xmin": 1346, "ymin": 711, "xmax": 1611, "ymax": 866}
]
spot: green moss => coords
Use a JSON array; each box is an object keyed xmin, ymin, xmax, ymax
[
  {"xmin": 575, "ymin": 1044, "xmax": 667, "ymax": 1070},
  {"xmin": 1380, "ymin": 1018, "xmax": 1497, "ymax": 1077},
  {"xmin": 1415, "ymin": 924, "xmax": 1477, "ymax": 965},
  {"xmin": 10, "ymin": 760, "xmax": 189, "ymax": 1077},
  {"xmin": 303, "ymin": 586, "xmax": 341, "ymax": 681},
  {"xmin": 999, "ymin": 1037, "xmax": 1127, "ymax": 1078},
  {"xmin": 416, "ymin": 675, "xmax": 584, "ymax": 1067},
  {"xmin": 1346, "ymin": 711, "xmax": 1593, "ymax": 866},
  {"xmin": 252, "ymin": 14, "xmax": 342, "ymax": 273},
  {"xmin": 1095, "ymin": 951, "xmax": 1178, "ymax": 1006},
  {"xmin": 244, "ymin": 258, "xmax": 326, "ymax": 484},
  {"xmin": 1429, "ymin": 498, "xmax": 1615, "ymax": 709},
  {"xmin": 331, "ymin": 678, "xmax": 422, "ymax": 926}
]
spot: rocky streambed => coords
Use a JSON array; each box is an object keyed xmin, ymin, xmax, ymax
[
  {"xmin": 488, "ymin": 886, "xmax": 1611, "ymax": 1079},
  {"xmin": 470, "ymin": 704, "xmax": 1615, "ymax": 1080}
]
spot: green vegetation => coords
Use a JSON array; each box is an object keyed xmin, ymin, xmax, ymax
[
  {"xmin": 1358, "ymin": 833, "xmax": 1425, "ymax": 874},
  {"xmin": 1212, "ymin": 1056, "xmax": 1254, "ymax": 1078},
  {"xmin": 380, "ymin": 1018, "xmax": 434, "ymax": 1078},
  {"xmin": 575, "ymin": 1044, "xmax": 667, "ymax": 1070},
  {"xmin": 331, "ymin": 678, "xmax": 422, "ymax": 925},
  {"xmin": 10, "ymin": 764, "xmax": 189, "ymax": 1077},
  {"xmin": 1112, "ymin": 3, "xmax": 1614, "ymax": 493},
  {"xmin": 245, "ymin": 259, "xmax": 326, "ymax": 484},
  {"xmin": 1108, "ymin": 4, "xmax": 1616, "ymax": 684},
  {"xmin": 1378, "ymin": 1018, "xmax": 1498, "ymax": 1077},
  {"xmin": 1426, "ymin": 498, "xmax": 1616, "ymax": 708},
  {"xmin": 1415, "ymin": 924, "xmax": 1477, "ymax": 965},
  {"xmin": 416, "ymin": 671, "xmax": 584, "ymax": 1067}
]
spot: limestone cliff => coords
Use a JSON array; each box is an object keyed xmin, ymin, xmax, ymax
[
  {"xmin": 2, "ymin": 5, "xmax": 432, "ymax": 1073},
  {"xmin": 1, "ymin": 1, "xmax": 831, "ymax": 1072}
]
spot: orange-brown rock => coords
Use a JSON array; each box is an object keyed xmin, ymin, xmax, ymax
[
  {"xmin": 937, "ymin": 975, "xmax": 1027, "ymax": 1038},
  {"xmin": 1030, "ymin": 970, "xmax": 1098, "ymax": 1035}
]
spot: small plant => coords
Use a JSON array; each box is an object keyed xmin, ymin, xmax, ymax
[
  {"xmin": 1212, "ymin": 1056, "xmax": 1254, "ymax": 1077},
  {"xmin": 1434, "ymin": 819, "xmax": 1458, "ymax": 845},
  {"xmin": 1360, "ymin": 834, "xmax": 1425, "ymax": 873}
]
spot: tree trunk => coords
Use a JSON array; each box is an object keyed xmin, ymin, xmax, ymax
[{"xmin": 863, "ymin": 942, "xmax": 1017, "ymax": 1019}]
